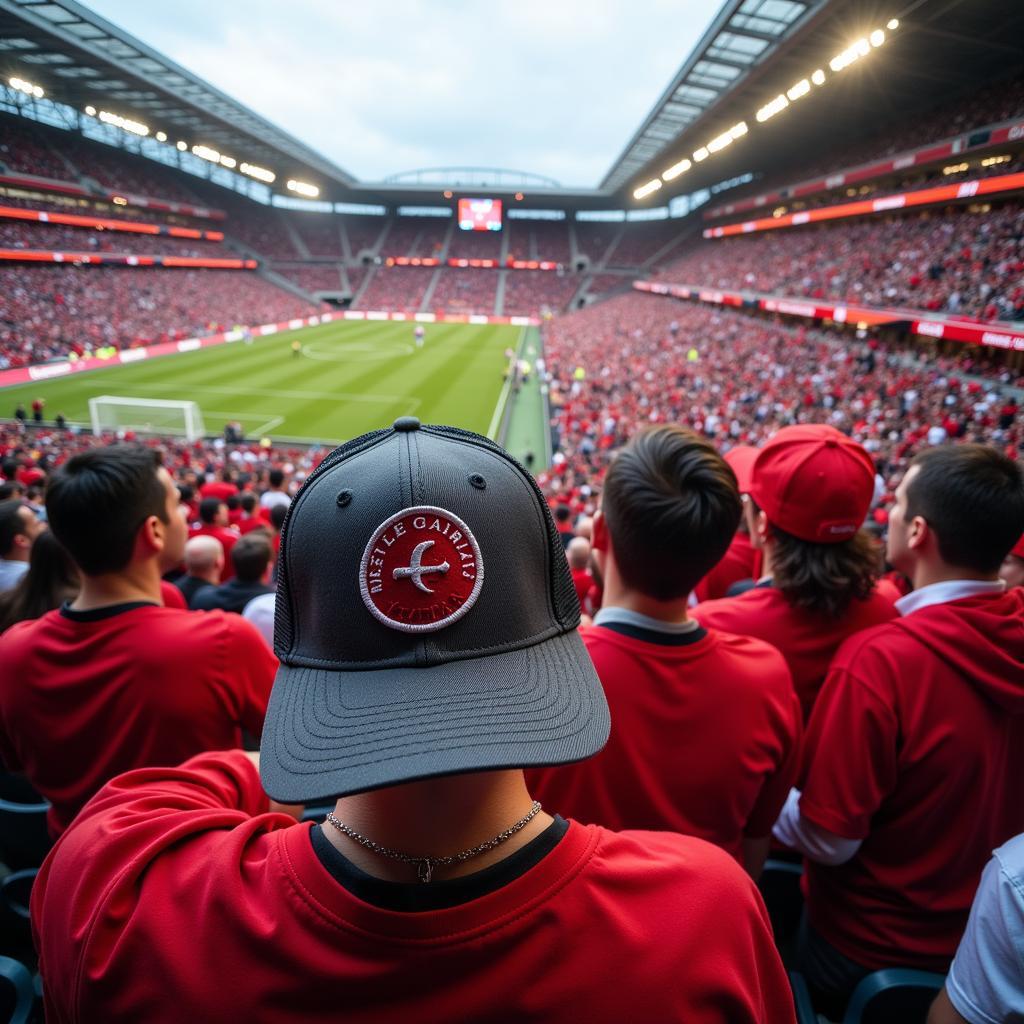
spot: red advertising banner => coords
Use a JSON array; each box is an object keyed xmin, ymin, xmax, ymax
[
  {"xmin": 0, "ymin": 249, "xmax": 256, "ymax": 269},
  {"xmin": 0, "ymin": 204, "xmax": 224, "ymax": 241},
  {"xmin": 703, "ymin": 171, "xmax": 1024, "ymax": 239}
]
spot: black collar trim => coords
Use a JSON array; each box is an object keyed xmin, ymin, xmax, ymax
[
  {"xmin": 59, "ymin": 600, "xmax": 158, "ymax": 622},
  {"xmin": 599, "ymin": 621, "xmax": 708, "ymax": 646}
]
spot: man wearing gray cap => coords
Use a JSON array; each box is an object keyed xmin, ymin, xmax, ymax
[{"xmin": 32, "ymin": 419, "xmax": 794, "ymax": 1024}]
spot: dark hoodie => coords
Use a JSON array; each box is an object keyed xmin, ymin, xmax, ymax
[{"xmin": 798, "ymin": 588, "xmax": 1024, "ymax": 973}]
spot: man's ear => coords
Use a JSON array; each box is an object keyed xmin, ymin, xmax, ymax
[
  {"xmin": 135, "ymin": 514, "xmax": 165, "ymax": 561},
  {"xmin": 907, "ymin": 514, "xmax": 929, "ymax": 552}
]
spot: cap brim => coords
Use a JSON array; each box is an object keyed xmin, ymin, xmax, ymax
[{"xmin": 260, "ymin": 630, "xmax": 610, "ymax": 804}]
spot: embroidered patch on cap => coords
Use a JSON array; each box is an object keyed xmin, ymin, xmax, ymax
[{"xmin": 359, "ymin": 506, "xmax": 484, "ymax": 633}]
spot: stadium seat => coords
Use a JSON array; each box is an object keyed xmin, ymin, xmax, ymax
[
  {"xmin": 0, "ymin": 955, "xmax": 33, "ymax": 1024},
  {"xmin": 0, "ymin": 870, "xmax": 36, "ymax": 963},
  {"xmin": 789, "ymin": 968, "xmax": 945, "ymax": 1024},
  {"xmin": 0, "ymin": 787, "xmax": 51, "ymax": 872},
  {"xmin": 758, "ymin": 859, "xmax": 804, "ymax": 946}
]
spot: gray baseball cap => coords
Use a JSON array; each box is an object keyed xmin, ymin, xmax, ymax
[{"xmin": 260, "ymin": 418, "xmax": 609, "ymax": 803}]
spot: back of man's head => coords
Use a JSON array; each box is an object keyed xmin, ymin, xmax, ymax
[
  {"xmin": 0, "ymin": 499, "xmax": 28, "ymax": 559},
  {"xmin": 268, "ymin": 468, "xmax": 285, "ymax": 490},
  {"xmin": 905, "ymin": 445, "xmax": 1024, "ymax": 573},
  {"xmin": 601, "ymin": 426, "xmax": 741, "ymax": 601},
  {"xmin": 45, "ymin": 445, "xmax": 165, "ymax": 577},
  {"xmin": 231, "ymin": 533, "xmax": 272, "ymax": 584},
  {"xmin": 199, "ymin": 497, "xmax": 224, "ymax": 526},
  {"xmin": 554, "ymin": 504, "xmax": 572, "ymax": 527},
  {"xmin": 566, "ymin": 536, "xmax": 591, "ymax": 571},
  {"xmin": 0, "ymin": 481, "xmax": 23, "ymax": 501},
  {"xmin": 184, "ymin": 535, "xmax": 224, "ymax": 578},
  {"xmin": 269, "ymin": 503, "xmax": 287, "ymax": 531},
  {"xmin": 240, "ymin": 491, "xmax": 258, "ymax": 514}
]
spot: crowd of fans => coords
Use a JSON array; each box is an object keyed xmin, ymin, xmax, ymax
[
  {"xmin": 0, "ymin": 219, "xmax": 222, "ymax": 258},
  {"xmin": 502, "ymin": 270, "xmax": 580, "ymax": 316},
  {"xmin": 0, "ymin": 265, "xmax": 320, "ymax": 368},
  {"xmin": 269, "ymin": 263, "xmax": 344, "ymax": 293},
  {"xmin": 291, "ymin": 214, "xmax": 344, "ymax": 257},
  {"xmin": 382, "ymin": 217, "xmax": 448, "ymax": 259},
  {"xmin": 355, "ymin": 265, "xmax": 436, "ymax": 312},
  {"xmin": 663, "ymin": 200, "xmax": 1024, "ymax": 321}
]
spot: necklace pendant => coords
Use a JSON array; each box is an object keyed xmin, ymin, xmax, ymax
[{"xmin": 417, "ymin": 859, "xmax": 434, "ymax": 884}]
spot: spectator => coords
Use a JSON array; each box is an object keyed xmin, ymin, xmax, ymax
[
  {"xmin": 693, "ymin": 445, "xmax": 761, "ymax": 601},
  {"xmin": 189, "ymin": 497, "xmax": 239, "ymax": 581},
  {"xmin": 237, "ymin": 491, "xmax": 267, "ymax": 534},
  {"xmin": 530, "ymin": 426, "xmax": 801, "ymax": 876},
  {"xmin": 31, "ymin": 397, "xmax": 45, "ymax": 423},
  {"xmin": 565, "ymin": 536, "xmax": 593, "ymax": 607},
  {"xmin": 0, "ymin": 444, "xmax": 277, "ymax": 836},
  {"xmin": 0, "ymin": 528, "xmax": 79, "ymax": 633},
  {"xmin": 774, "ymin": 444, "xmax": 1024, "ymax": 1012},
  {"xmin": 259, "ymin": 467, "xmax": 291, "ymax": 511},
  {"xmin": 695, "ymin": 426, "xmax": 897, "ymax": 721},
  {"xmin": 199, "ymin": 469, "xmax": 237, "ymax": 502},
  {"xmin": 553, "ymin": 503, "xmax": 574, "ymax": 548},
  {"xmin": 242, "ymin": 590, "xmax": 275, "ymax": 647},
  {"xmin": 0, "ymin": 497, "xmax": 44, "ymax": 592},
  {"xmin": 193, "ymin": 533, "xmax": 274, "ymax": 614},
  {"xmin": 175, "ymin": 535, "xmax": 224, "ymax": 608},
  {"xmin": 31, "ymin": 420, "xmax": 794, "ymax": 1023},
  {"xmin": 1000, "ymin": 533, "xmax": 1024, "ymax": 590},
  {"xmin": 927, "ymin": 834, "xmax": 1024, "ymax": 1024}
]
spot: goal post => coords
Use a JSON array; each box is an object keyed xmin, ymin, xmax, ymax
[{"xmin": 89, "ymin": 395, "xmax": 206, "ymax": 441}]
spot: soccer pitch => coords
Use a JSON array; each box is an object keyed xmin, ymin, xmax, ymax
[{"xmin": 2, "ymin": 320, "xmax": 525, "ymax": 445}]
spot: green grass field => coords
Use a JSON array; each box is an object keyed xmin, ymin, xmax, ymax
[{"xmin": 2, "ymin": 320, "xmax": 526, "ymax": 446}]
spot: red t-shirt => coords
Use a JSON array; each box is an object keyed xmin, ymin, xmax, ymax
[
  {"xmin": 159, "ymin": 580, "xmax": 187, "ymax": 609},
  {"xmin": 188, "ymin": 524, "xmax": 240, "ymax": 581},
  {"xmin": 529, "ymin": 623, "xmax": 801, "ymax": 859},
  {"xmin": 570, "ymin": 567, "xmax": 593, "ymax": 608},
  {"xmin": 799, "ymin": 590, "xmax": 1024, "ymax": 971},
  {"xmin": 0, "ymin": 605, "xmax": 277, "ymax": 835},
  {"xmin": 694, "ymin": 585, "xmax": 897, "ymax": 721},
  {"xmin": 32, "ymin": 751, "xmax": 795, "ymax": 1024},
  {"xmin": 694, "ymin": 531, "xmax": 761, "ymax": 603}
]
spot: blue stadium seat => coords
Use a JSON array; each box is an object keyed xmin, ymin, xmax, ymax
[
  {"xmin": 841, "ymin": 969, "xmax": 945, "ymax": 1024},
  {"xmin": 0, "ymin": 777, "xmax": 52, "ymax": 872},
  {"xmin": 788, "ymin": 971, "xmax": 817, "ymax": 1024},
  {"xmin": 758, "ymin": 858, "xmax": 804, "ymax": 944},
  {"xmin": 0, "ymin": 871, "xmax": 36, "ymax": 963},
  {"xmin": 0, "ymin": 955, "xmax": 33, "ymax": 1024}
]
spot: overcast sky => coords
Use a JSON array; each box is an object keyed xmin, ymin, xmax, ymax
[{"xmin": 82, "ymin": 0, "xmax": 719, "ymax": 187}]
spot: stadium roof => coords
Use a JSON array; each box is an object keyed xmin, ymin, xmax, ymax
[
  {"xmin": 601, "ymin": 0, "xmax": 827, "ymax": 192},
  {"xmin": 0, "ymin": 0, "xmax": 357, "ymax": 188}
]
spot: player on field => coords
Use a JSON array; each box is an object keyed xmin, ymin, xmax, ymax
[
  {"xmin": 774, "ymin": 444, "xmax": 1024, "ymax": 1014},
  {"xmin": 0, "ymin": 445, "xmax": 276, "ymax": 837},
  {"xmin": 530, "ymin": 426, "xmax": 802, "ymax": 876},
  {"xmin": 694, "ymin": 425, "xmax": 897, "ymax": 722},
  {"xmin": 414, "ymin": 324, "xmax": 425, "ymax": 348},
  {"xmin": 291, "ymin": 339, "xmax": 302, "ymax": 358},
  {"xmin": 32, "ymin": 420, "xmax": 795, "ymax": 1023}
]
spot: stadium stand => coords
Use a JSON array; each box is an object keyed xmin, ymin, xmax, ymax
[
  {"xmin": 446, "ymin": 228, "xmax": 503, "ymax": 261},
  {"xmin": 501, "ymin": 270, "xmax": 579, "ymax": 316},
  {"xmin": 660, "ymin": 200, "xmax": 1024, "ymax": 321},
  {"xmin": 354, "ymin": 265, "xmax": 436, "ymax": 312},
  {"xmin": 290, "ymin": 214, "xmax": 343, "ymax": 257},
  {"xmin": 269, "ymin": 264, "xmax": 344, "ymax": 293},
  {"xmin": 430, "ymin": 267, "xmax": 500, "ymax": 313},
  {"xmin": 383, "ymin": 216, "xmax": 449, "ymax": 259}
]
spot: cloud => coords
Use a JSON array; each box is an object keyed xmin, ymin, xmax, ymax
[{"xmin": 84, "ymin": 0, "xmax": 717, "ymax": 187}]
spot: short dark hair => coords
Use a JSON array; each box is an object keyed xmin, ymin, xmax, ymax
[
  {"xmin": 240, "ymin": 491, "xmax": 258, "ymax": 513},
  {"xmin": 906, "ymin": 445, "xmax": 1024, "ymax": 573},
  {"xmin": 0, "ymin": 481, "xmax": 23, "ymax": 501},
  {"xmin": 199, "ymin": 497, "xmax": 224, "ymax": 525},
  {"xmin": 269, "ymin": 503, "xmax": 287, "ymax": 530},
  {"xmin": 602, "ymin": 426, "xmax": 742, "ymax": 600},
  {"xmin": 268, "ymin": 468, "xmax": 285, "ymax": 489},
  {"xmin": 554, "ymin": 504, "xmax": 572, "ymax": 524},
  {"xmin": 231, "ymin": 533, "xmax": 272, "ymax": 583},
  {"xmin": 45, "ymin": 445, "xmax": 166, "ymax": 576},
  {"xmin": 0, "ymin": 499, "xmax": 29, "ymax": 558}
]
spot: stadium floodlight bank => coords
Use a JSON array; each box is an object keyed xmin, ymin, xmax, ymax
[{"xmin": 89, "ymin": 396, "xmax": 206, "ymax": 440}]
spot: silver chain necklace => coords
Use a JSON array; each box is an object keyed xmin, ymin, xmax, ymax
[{"xmin": 324, "ymin": 801, "xmax": 543, "ymax": 883}]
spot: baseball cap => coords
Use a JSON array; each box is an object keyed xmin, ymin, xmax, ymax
[
  {"xmin": 1011, "ymin": 533, "xmax": 1024, "ymax": 560},
  {"xmin": 260, "ymin": 418, "xmax": 610, "ymax": 804},
  {"xmin": 724, "ymin": 445, "xmax": 758, "ymax": 494},
  {"xmin": 749, "ymin": 424, "xmax": 875, "ymax": 544}
]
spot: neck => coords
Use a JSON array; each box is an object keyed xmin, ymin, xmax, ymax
[
  {"xmin": 759, "ymin": 542, "xmax": 775, "ymax": 580},
  {"xmin": 601, "ymin": 561, "xmax": 690, "ymax": 624},
  {"xmin": 3, "ymin": 550, "xmax": 28, "ymax": 564},
  {"xmin": 910, "ymin": 562, "xmax": 1000, "ymax": 591},
  {"xmin": 72, "ymin": 562, "xmax": 163, "ymax": 611},
  {"xmin": 321, "ymin": 770, "xmax": 552, "ymax": 884}
]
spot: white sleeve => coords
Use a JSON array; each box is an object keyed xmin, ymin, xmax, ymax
[
  {"xmin": 946, "ymin": 847, "xmax": 1024, "ymax": 1024},
  {"xmin": 772, "ymin": 788, "xmax": 863, "ymax": 867}
]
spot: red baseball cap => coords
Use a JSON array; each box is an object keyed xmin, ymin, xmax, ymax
[
  {"xmin": 724, "ymin": 445, "xmax": 758, "ymax": 494},
  {"xmin": 1011, "ymin": 533, "xmax": 1024, "ymax": 560},
  {"xmin": 750, "ymin": 425, "xmax": 875, "ymax": 544}
]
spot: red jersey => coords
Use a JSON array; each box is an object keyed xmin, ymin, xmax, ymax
[
  {"xmin": 188, "ymin": 523, "xmax": 239, "ymax": 581},
  {"xmin": 529, "ymin": 621, "xmax": 801, "ymax": 859},
  {"xmin": 799, "ymin": 590, "xmax": 1024, "ymax": 971},
  {"xmin": 0, "ymin": 605, "xmax": 276, "ymax": 835},
  {"xmin": 32, "ymin": 751, "xmax": 795, "ymax": 1024},
  {"xmin": 694, "ymin": 530, "xmax": 761, "ymax": 602},
  {"xmin": 199, "ymin": 481, "xmax": 237, "ymax": 501},
  {"xmin": 570, "ymin": 567, "xmax": 593, "ymax": 608},
  {"xmin": 158, "ymin": 579, "xmax": 187, "ymax": 609},
  {"xmin": 694, "ymin": 584, "xmax": 897, "ymax": 721}
]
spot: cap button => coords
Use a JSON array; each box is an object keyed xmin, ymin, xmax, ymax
[{"xmin": 393, "ymin": 416, "xmax": 421, "ymax": 432}]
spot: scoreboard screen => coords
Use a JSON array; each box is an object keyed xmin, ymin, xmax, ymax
[{"xmin": 458, "ymin": 197, "xmax": 502, "ymax": 232}]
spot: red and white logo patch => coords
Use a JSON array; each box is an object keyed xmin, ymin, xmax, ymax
[{"xmin": 359, "ymin": 505, "xmax": 484, "ymax": 633}]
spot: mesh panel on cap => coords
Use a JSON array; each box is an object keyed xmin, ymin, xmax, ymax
[{"xmin": 273, "ymin": 428, "xmax": 391, "ymax": 654}]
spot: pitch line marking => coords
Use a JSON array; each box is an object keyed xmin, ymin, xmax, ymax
[{"xmin": 119, "ymin": 382, "xmax": 418, "ymax": 405}]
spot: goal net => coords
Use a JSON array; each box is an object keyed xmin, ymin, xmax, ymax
[{"xmin": 89, "ymin": 395, "xmax": 206, "ymax": 441}]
